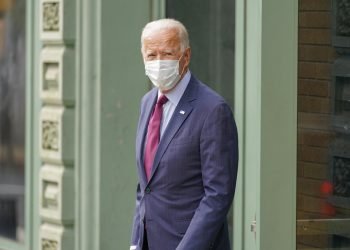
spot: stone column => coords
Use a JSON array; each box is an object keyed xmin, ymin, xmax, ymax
[{"xmin": 38, "ymin": 0, "xmax": 76, "ymax": 249}]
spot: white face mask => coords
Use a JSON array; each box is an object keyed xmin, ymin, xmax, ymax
[{"xmin": 144, "ymin": 59, "xmax": 182, "ymax": 92}]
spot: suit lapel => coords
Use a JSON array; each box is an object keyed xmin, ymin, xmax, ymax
[
  {"xmin": 137, "ymin": 88, "xmax": 157, "ymax": 184},
  {"xmin": 149, "ymin": 77, "xmax": 197, "ymax": 182}
]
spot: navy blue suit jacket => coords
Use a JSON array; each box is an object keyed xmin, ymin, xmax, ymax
[{"xmin": 131, "ymin": 75, "xmax": 238, "ymax": 250}]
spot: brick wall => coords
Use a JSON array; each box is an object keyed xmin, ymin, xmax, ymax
[{"xmin": 297, "ymin": 0, "xmax": 337, "ymax": 248}]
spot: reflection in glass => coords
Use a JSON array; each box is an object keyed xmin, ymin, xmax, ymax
[
  {"xmin": 0, "ymin": 0, "xmax": 26, "ymax": 243},
  {"xmin": 334, "ymin": 77, "xmax": 350, "ymax": 116},
  {"xmin": 166, "ymin": 0, "xmax": 235, "ymax": 108},
  {"xmin": 297, "ymin": 0, "xmax": 350, "ymax": 249}
]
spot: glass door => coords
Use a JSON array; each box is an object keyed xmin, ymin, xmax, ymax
[
  {"xmin": 0, "ymin": 0, "xmax": 26, "ymax": 246},
  {"xmin": 297, "ymin": 1, "xmax": 350, "ymax": 248},
  {"xmin": 0, "ymin": 0, "xmax": 26, "ymax": 244},
  {"xmin": 166, "ymin": 0, "xmax": 235, "ymax": 108},
  {"xmin": 165, "ymin": 0, "xmax": 236, "ymax": 245}
]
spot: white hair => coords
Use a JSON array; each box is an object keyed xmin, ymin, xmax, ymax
[{"xmin": 141, "ymin": 18, "xmax": 190, "ymax": 52}]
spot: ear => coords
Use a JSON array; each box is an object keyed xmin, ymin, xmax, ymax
[{"xmin": 184, "ymin": 47, "xmax": 191, "ymax": 67}]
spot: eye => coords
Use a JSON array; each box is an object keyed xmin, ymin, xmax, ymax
[
  {"xmin": 146, "ymin": 54, "xmax": 155, "ymax": 59},
  {"xmin": 163, "ymin": 51, "xmax": 174, "ymax": 56}
]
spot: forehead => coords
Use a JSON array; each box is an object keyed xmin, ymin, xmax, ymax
[{"xmin": 143, "ymin": 28, "xmax": 181, "ymax": 51}]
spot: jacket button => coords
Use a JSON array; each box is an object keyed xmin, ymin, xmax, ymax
[{"xmin": 145, "ymin": 187, "xmax": 151, "ymax": 194}]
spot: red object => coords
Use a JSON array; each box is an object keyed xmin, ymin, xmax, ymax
[
  {"xmin": 321, "ymin": 202, "xmax": 336, "ymax": 216},
  {"xmin": 320, "ymin": 181, "xmax": 333, "ymax": 196},
  {"xmin": 144, "ymin": 95, "xmax": 168, "ymax": 181}
]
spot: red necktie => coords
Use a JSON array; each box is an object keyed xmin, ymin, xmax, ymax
[{"xmin": 144, "ymin": 95, "xmax": 168, "ymax": 181}]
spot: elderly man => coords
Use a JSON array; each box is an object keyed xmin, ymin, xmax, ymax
[{"xmin": 131, "ymin": 19, "xmax": 238, "ymax": 250}]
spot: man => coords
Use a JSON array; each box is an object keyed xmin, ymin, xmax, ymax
[{"xmin": 131, "ymin": 19, "xmax": 238, "ymax": 250}]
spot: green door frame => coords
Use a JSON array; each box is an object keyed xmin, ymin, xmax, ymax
[
  {"xmin": 259, "ymin": 0, "xmax": 298, "ymax": 248},
  {"xmin": 25, "ymin": 0, "xmax": 41, "ymax": 247},
  {"xmin": 234, "ymin": 0, "xmax": 298, "ymax": 250}
]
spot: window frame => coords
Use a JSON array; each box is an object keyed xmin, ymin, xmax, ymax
[{"xmin": 0, "ymin": 0, "xmax": 40, "ymax": 249}]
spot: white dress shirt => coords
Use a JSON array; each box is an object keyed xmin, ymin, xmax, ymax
[{"xmin": 158, "ymin": 70, "xmax": 191, "ymax": 138}]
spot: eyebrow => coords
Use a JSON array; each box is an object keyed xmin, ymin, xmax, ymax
[
  {"xmin": 145, "ymin": 51, "xmax": 156, "ymax": 55},
  {"xmin": 145, "ymin": 48, "xmax": 175, "ymax": 54}
]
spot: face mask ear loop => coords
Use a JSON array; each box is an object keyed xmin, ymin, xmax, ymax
[{"xmin": 178, "ymin": 50, "xmax": 187, "ymax": 77}]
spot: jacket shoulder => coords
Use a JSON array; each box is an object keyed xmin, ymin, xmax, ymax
[{"xmin": 193, "ymin": 78, "xmax": 231, "ymax": 112}]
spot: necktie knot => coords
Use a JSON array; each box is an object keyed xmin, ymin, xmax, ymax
[{"xmin": 157, "ymin": 95, "xmax": 168, "ymax": 106}]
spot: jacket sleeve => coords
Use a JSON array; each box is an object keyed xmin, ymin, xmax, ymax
[
  {"xmin": 130, "ymin": 183, "xmax": 142, "ymax": 247},
  {"xmin": 176, "ymin": 103, "xmax": 239, "ymax": 250}
]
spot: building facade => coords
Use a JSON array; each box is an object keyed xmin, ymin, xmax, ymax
[{"xmin": 0, "ymin": 0, "xmax": 349, "ymax": 250}]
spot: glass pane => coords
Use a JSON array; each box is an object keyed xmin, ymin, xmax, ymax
[
  {"xmin": 166, "ymin": 0, "xmax": 235, "ymax": 246},
  {"xmin": 166, "ymin": 0, "xmax": 235, "ymax": 108},
  {"xmin": 0, "ymin": 0, "xmax": 26, "ymax": 243},
  {"xmin": 297, "ymin": 0, "xmax": 350, "ymax": 249}
]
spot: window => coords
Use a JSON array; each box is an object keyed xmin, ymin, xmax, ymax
[
  {"xmin": 297, "ymin": 1, "xmax": 350, "ymax": 248},
  {"xmin": 0, "ymin": 0, "xmax": 26, "ymax": 243}
]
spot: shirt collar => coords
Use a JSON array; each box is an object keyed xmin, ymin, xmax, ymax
[{"xmin": 158, "ymin": 70, "xmax": 191, "ymax": 106}]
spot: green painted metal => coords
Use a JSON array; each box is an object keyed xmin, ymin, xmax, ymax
[
  {"xmin": 76, "ymin": 0, "xmax": 150, "ymax": 249},
  {"xmin": 0, "ymin": 238, "xmax": 24, "ymax": 250},
  {"xmin": 26, "ymin": 0, "xmax": 41, "ymax": 249},
  {"xmin": 99, "ymin": 1, "xmax": 150, "ymax": 248},
  {"xmin": 75, "ymin": 0, "xmax": 102, "ymax": 248},
  {"xmin": 234, "ymin": 0, "xmax": 298, "ymax": 249},
  {"xmin": 151, "ymin": 0, "xmax": 166, "ymax": 20},
  {"xmin": 243, "ymin": 1, "xmax": 262, "ymax": 249},
  {"xmin": 258, "ymin": 0, "xmax": 298, "ymax": 249},
  {"xmin": 233, "ymin": 0, "xmax": 246, "ymax": 249},
  {"xmin": 27, "ymin": 0, "xmax": 42, "ymax": 248}
]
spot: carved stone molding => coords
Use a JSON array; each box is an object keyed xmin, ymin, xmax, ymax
[
  {"xmin": 39, "ymin": 0, "xmax": 76, "ymax": 247},
  {"xmin": 40, "ymin": 47, "xmax": 75, "ymax": 106},
  {"xmin": 40, "ymin": 165, "xmax": 74, "ymax": 223},
  {"xmin": 43, "ymin": 62, "xmax": 59, "ymax": 92},
  {"xmin": 40, "ymin": 224, "xmax": 74, "ymax": 250},
  {"xmin": 42, "ymin": 238, "xmax": 58, "ymax": 250},
  {"xmin": 40, "ymin": 0, "xmax": 76, "ymax": 43},
  {"xmin": 40, "ymin": 107, "xmax": 75, "ymax": 164},
  {"xmin": 43, "ymin": 2, "xmax": 60, "ymax": 32},
  {"xmin": 42, "ymin": 121, "xmax": 59, "ymax": 152}
]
